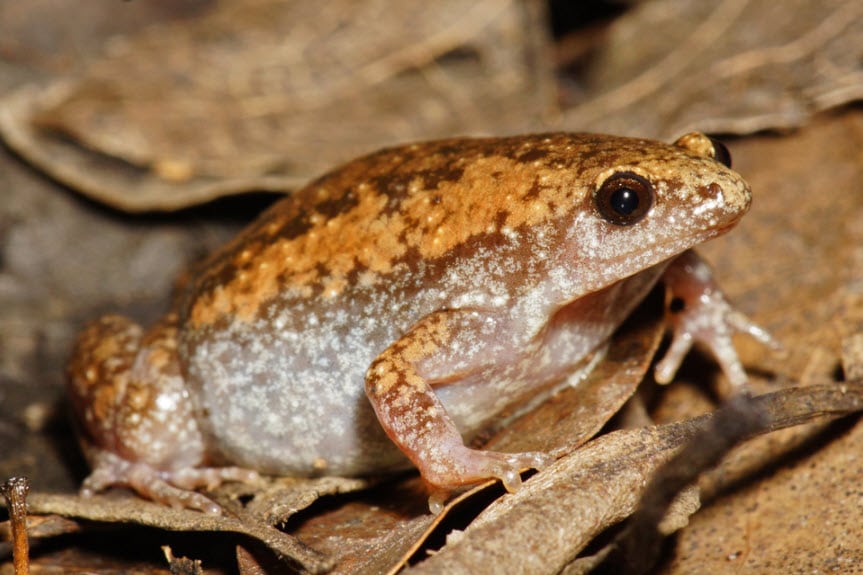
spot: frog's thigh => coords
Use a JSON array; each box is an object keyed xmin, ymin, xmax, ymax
[
  {"xmin": 68, "ymin": 315, "xmax": 207, "ymax": 469},
  {"xmin": 67, "ymin": 315, "xmax": 256, "ymax": 513}
]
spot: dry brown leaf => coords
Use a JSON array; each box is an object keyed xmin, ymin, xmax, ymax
[
  {"xmin": 0, "ymin": 0, "xmax": 550, "ymax": 211},
  {"xmin": 562, "ymin": 0, "xmax": 863, "ymax": 139},
  {"xmin": 4, "ymin": 0, "xmax": 862, "ymax": 215},
  {"xmin": 665, "ymin": 396, "xmax": 863, "ymax": 572},
  {"xmin": 285, "ymin": 478, "xmax": 434, "ymax": 575},
  {"xmin": 0, "ymin": 1, "xmax": 213, "ymax": 94},
  {"xmin": 23, "ymin": 489, "xmax": 333, "ymax": 574},
  {"xmin": 408, "ymin": 383, "xmax": 863, "ymax": 575}
]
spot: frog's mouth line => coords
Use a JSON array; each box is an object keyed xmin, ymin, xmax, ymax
[
  {"xmin": 711, "ymin": 220, "xmax": 743, "ymax": 238},
  {"xmin": 618, "ymin": 222, "xmax": 736, "ymax": 271},
  {"xmin": 667, "ymin": 221, "xmax": 737, "ymax": 250},
  {"xmin": 688, "ymin": 222, "xmax": 739, "ymax": 246}
]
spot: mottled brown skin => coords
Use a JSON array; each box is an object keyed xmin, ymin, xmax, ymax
[{"xmin": 67, "ymin": 132, "xmax": 773, "ymax": 513}]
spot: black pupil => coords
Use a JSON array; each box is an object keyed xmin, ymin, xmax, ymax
[{"xmin": 610, "ymin": 187, "xmax": 640, "ymax": 216}]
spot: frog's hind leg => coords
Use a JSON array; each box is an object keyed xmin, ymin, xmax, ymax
[{"xmin": 66, "ymin": 314, "xmax": 258, "ymax": 514}]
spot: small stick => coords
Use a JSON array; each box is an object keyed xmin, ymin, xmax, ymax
[{"xmin": 2, "ymin": 477, "xmax": 30, "ymax": 575}]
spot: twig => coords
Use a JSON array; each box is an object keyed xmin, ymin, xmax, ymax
[
  {"xmin": 595, "ymin": 381, "xmax": 863, "ymax": 575},
  {"xmin": 596, "ymin": 394, "xmax": 766, "ymax": 574},
  {"xmin": 2, "ymin": 477, "xmax": 31, "ymax": 575}
]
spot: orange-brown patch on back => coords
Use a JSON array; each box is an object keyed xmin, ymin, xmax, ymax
[{"xmin": 186, "ymin": 135, "xmax": 616, "ymax": 327}]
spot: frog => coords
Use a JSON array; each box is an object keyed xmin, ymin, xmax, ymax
[{"xmin": 66, "ymin": 132, "xmax": 775, "ymax": 515}]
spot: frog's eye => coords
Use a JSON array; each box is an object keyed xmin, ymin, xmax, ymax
[
  {"xmin": 709, "ymin": 137, "xmax": 732, "ymax": 168},
  {"xmin": 594, "ymin": 172, "xmax": 653, "ymax": 226}
]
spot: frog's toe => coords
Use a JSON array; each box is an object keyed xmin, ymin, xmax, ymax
[
  {"xmin": 654, "ymin": 330, "xmax": 695, "ymax": 385},
  {"xmin": 497, "ymin": 451, "xmax": 553, "ymax": 490},
  {"xmin": 79, "ymin": 452, "xmax": 132, "ymax": 497},
  {"xmin": 81, "ymin": 458, "xmax": 221, "ymax": 514},
  {"xmin": 427, "ymin": 489, "xmax": 451, "ymax": 516},
  {"xmin": 125, "ymin": 464, "xmax": 223, "ymax": 514},
  {"xmin": 79, "ymin": 448, "xmax": 258, "ymax": 514},
  {"xmin": 657, "ymin": 287, "xmax": 776, "ymax": 390},
  {"xmin": 726, "ymin": 308, "xmax": 783, "ymax": 351},
  {"xmin": 470, "ymin": 449, "xmax": 550, "ymax": 492}
]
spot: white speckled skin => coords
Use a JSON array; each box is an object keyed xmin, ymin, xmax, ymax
[{"xmin": 66, "ymin": 132, "xmax": 761, "ymax": 513}]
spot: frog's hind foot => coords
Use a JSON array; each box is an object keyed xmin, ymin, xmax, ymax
[
  {"xmin": 421, "ymin": 445, "xmax": 552, "ymax": 514},
  {"xmin": 81, "ymin": 449, "xmax": 259, "ymax": 515}
]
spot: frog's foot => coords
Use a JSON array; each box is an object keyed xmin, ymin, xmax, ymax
[
  {"xmin": 421, "ymin": 446, "xmax": 552, "ymax": 514},
  {"xmin": 81, "ymin": 450, "xmax": 259, "ymax": 515},
  {"xmin": 655, "ymin": 251, "xmax": 780, "ymax": 390}
]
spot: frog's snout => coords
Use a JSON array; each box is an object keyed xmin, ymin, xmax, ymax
[
  {"xmin": 708, "ymin": 175, "xmax": 752, "ymax": 231},
  {"xmin": 722, "ymin": 176, "xmax": 752, "ymax": 215}
]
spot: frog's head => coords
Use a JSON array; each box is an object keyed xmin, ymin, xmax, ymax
[{"xmin": 566, "ymin": 132, "xmax": 751, "ymax": 291}]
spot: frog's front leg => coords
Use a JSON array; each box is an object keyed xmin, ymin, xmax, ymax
[
  {"xmin": 66, "ymin": 315, "xmax": 258, "ymax": 514},
  {"xmin": 365, "ymin": 310, "xmax": 551, "ymax": 510},
  {"xmin": 654, "ymin": 250, "xmax": 780, "ymax": 389}
]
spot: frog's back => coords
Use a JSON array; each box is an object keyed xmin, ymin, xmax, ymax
[{"xmin": 182, "ymin": 132, "xmax": 685, "ymax": 332}]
